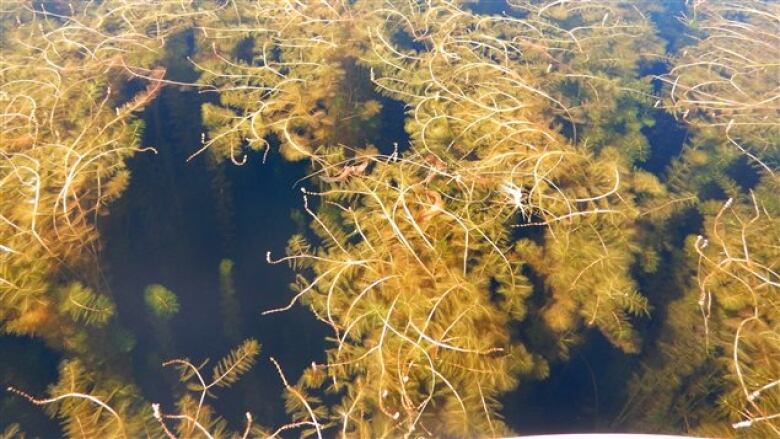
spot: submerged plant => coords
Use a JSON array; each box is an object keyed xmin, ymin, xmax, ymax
[
  {"xmin": 7, "ymin": 360, "xmax": 152, "ymax": 438},
  {"xmin": 8, "ymin": 339, "xmax": 264, "ymax": 438},
  {"xmin": 144, "ymin": 284, "xmax": 180, "ymax": 321},
  {"xmin": 2, "ymin": 0, "xmax": 778, "ymax": 437},
  {"xmin": 616, "ymin": 2, "xmax": 780, "ymax": 436},
  {"xmin": 659, "ymin": 0, "xmax": 779, "ymax": 174},
  {"xmin": 0, "ymin": 0, "xmax": 184, "ymax": 348},
  {"xmin": 619, "ymin": 179, "xmax": 780, "ymax": 436},
  {"xmin": 219, "ymin": 259, "xmax": 242, "ymax": 343}
]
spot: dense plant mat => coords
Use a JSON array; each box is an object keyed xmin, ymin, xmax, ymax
[{"xmin": 1, "ymin": 1, "xmax": 777, "ymax": 437}]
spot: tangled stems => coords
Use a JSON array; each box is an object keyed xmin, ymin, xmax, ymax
[
  {"xmin": 267, "ymin": 139, "xmax": 648, "ymax": 435},
  {"xmin": 3, "ymin": 0, "xmax": 778, "ymax": 437},
  {"xmin": 659, "ymin": 0, "xmax": 780, "ymax": 172},
  {"xmin": 153, "ymin": 0, "xmax": 660, "ymax": 435},
  {"xmin": 0, "ymin": 1, "xmax": 177, "ymax": 344},
  {"xmin": 693, "ymin": 186, "xmax": 780, "ymax": 436},
  {"xmin": 9, "ymin": 340, "xmax": 267, "ymax": 438}
]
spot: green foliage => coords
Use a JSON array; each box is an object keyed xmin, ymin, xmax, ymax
[
  {"xmin": 211, "ymin": 338, "xmax": 260, "ymax": 389},
  {"xmin": 34, "ymin": 360, "xmax": 152, "ymax": 438},
  {"xmin": 56, "ymin": 283, "xmax": 115, "ymax": 327},
  {"xmin": 163, "ymin": 339, "xmax": 261, "ymax": 438},
  {"xmin": 144, "ymin": 285, "xmax": 180, "ymax": 320}
]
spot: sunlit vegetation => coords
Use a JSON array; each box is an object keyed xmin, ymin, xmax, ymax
[
  {"xmin": 1, "ymin": 0, "xmax": 778, "ymax": 437},
  {"xmin": 658, "ymin": 0, "xmax": 779, "ymax": 174},
  {"xmin": 614, "ymin": 2, "xmax": 780, "ymax": 436}
]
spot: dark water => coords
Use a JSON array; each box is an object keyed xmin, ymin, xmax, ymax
[
  {"xmin": 464, "ymin": 0, "xmax": 528, "ymax": 18},
  {"xmin": 98, "ymin": 42, "xmax": 330, "ymax": 427},
  {"xmin": 0, "ymin": 336, "xmax": 61, "ymax": 437},
  {"xmin": 98, "ymin": 34, "xmax": 412, "ymax": 430},
  {"xmin": 502, "ymin": 333, "xmax": 636, "ymax": 434}
]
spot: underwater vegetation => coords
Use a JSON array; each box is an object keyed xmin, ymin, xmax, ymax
[{"xmin": 0, "ymin": 0, "xmax": 777, "ymax": 437}]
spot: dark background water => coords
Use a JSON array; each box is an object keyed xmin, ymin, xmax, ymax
[
  {"xmin": 1, "ymin": 2, "xmax": 729, "ymax": 436},
  {"xmin": 97, "ymin": 34, "xmax": 332, "ymax": 429},
  {"xmin": 98, "ymin": 31, "xmax": 411, "ymax": 432},
  {"xmin": 0, "ymin": 336, "xmax": 61, "ymax": 437}
]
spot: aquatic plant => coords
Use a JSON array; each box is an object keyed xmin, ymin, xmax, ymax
[
  {"xmin": 619, "ymin": 178, "xmax": 780, "ymax": 436},
  {"xmin": 657, "ymin": 0, "xmax": 779, "ymax": 174},
  {"xmin": 8, "ymin": 339, "xmax": 264, "ymax": 438},
  {"xmin": 192, "ymin": 0, "xmax": 364, "ymax": 164},
  {"xmin": 156, "ymin": 338, "xmax": 261, "ymax": 438},
  {"xmin": 0, "ymin": 0, "xmax": 190, "ymax": 348},
  {"xmin": 5, "ymin": 0, "xmax": 663, "ymax": 434},
  {"xmin": 0, "ymin": 424, "xmax": 23, "ymax": 439},
  {"xmin": 7, "ymin": 359, "xmax": 152, "ymax": 438},
  {"xmin": 615, "ymin": 2, "xmax": 780, "ymax": 436},
  {"xmin": 144, "ymin": 284, "xmax": 181, "ymax": 321},
  {"xmin": 365, "ymin": 0, "xmax": 667, "ymax": 355},
  {"xmin": 694, "ymin": 184, "xmax": 779, "ymax": 435},
  {"xmin": 56, "ymin": 282, "xmax": 116, "ymax": 328},
  {"xmin": 0, "ymin": 2, "xmax": 218, "ymax": 435},
  {"xmin": 212, "ymin": 1, "xmax": 675, "ymax": 435},
  {"xmin": 506, "ymin": 0, "xmax": 665, "ymax": 164},
  {"xmin": 219, "ymin": 259, "xmax": 242, "ymax": 343},
  {"xmin": 2, "ymin": 0, "xmax": 778, "ymax": 437},
  {"xmin": 265, "ymin": 155, "xmax": 536, "ymax": 436}
]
